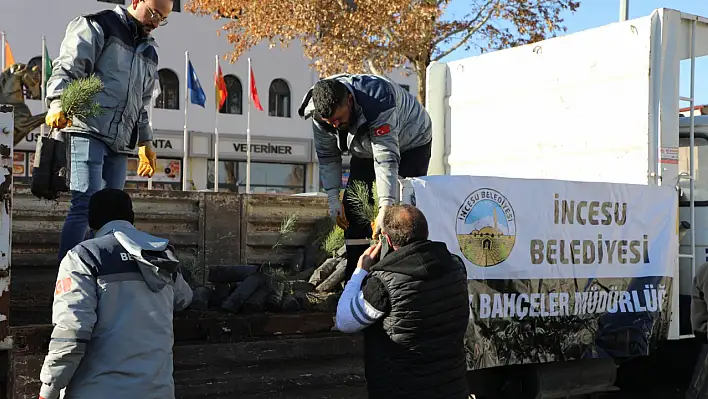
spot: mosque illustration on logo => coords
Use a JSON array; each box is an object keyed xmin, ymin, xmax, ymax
[{"xmin": 456, "ymin": 188, "xmax": 517, "ymax": 267}]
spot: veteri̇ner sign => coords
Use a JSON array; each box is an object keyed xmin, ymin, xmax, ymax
[{"xmin": 232, "ymin": 143, "xmax": 293, "ymax": 155}]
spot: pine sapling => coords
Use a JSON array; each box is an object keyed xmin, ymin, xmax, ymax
[
  {"xmin": 261, "ymin": 213, "xmax": 300, "ymax": 308},
  {"xmin": 322, "ymin": 226, "xmax": 345, "ymax": 257},
  {"xmin": 347, "ymin": 180, "xmax": 378, "ymax": 224},
  {"xmin": 60, "ymin": 74, "xmax": 105, "ymax": 120}
]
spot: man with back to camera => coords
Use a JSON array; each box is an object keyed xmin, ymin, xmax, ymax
[
  {"xmin": 37, "ymin": 188, "xmax": 193, "ymax": 399},
  {"xmin": 298, "ymin": 74, "xmax": 433, "ymax": 282},
  {"xmin": 335, "ymin": 204, "xmax": 470, "ymax": 399},
  {"xmin": 688, "ymin": 260, "xmax": 708, "ymax": 398},
  {"xmin": 46, "ymin": 0, "xmax": 174, "ymax": 262}
]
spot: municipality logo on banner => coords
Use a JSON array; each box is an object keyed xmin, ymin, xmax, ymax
[{"xmin": 456, "ymin": 188, "xmax": 517, "ymax": 267}]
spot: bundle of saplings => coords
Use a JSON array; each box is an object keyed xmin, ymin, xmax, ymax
[
  {"xmin": 182, "ymin": 211, "xmax": 349, "ymax": 314},
  {"xmin": 182, "ymin": 181, "xmax": 379, "ymax": 314}
]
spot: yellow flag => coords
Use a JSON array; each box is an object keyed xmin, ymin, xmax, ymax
[{"xmin": 4, "ymin": 39, "xmax": 15, "ymax": 69}]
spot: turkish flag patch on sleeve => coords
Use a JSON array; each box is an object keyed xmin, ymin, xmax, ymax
[
  {"xmin": 54, "ymin": 277, "xmax": 72, "ymax": 296},
  {"xmin": 373, "ymin": 124, "xmax": 391, "ymax": 137}
]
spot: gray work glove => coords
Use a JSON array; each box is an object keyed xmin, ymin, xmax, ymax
[{"xmin": 327, "ymin": 189, "xmax": 348, "ymax": 230}]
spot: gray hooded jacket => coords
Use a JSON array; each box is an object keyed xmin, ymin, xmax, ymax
[
  {"xmin": 38, "ymin": 220, "xmax": 193, "ymax": 399},
  {"xmin": 46, "ymin": 5, "xmax": 158, "ymax": 154},
  {"xmin": 298, "ymin": 74, "xmax": 432, "ymax": 207}
]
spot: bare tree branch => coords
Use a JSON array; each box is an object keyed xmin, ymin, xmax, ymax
[
  {"xmin": 395, "ymin": 64, "xmax": 415, "ymax": 72},
  {"xmin": 383, "ymin": 27, "xmax": 396, "ymax": 42},
  {"xmin": 433, "ymin": 0, "xmax": 498, "ymax": 45},
  {"xmin": 366, "ymin": 58, "xmax": 387, "ymax": 77},
  {"xmin": 432, "ymin": 1, "xmax": 497, "ymax": 61}
]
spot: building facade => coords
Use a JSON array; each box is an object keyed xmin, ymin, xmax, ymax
[
  {"xmin": 2, "ymin": 0, "xmax": 417, "ymax": 193},
  {"xmin": 680, "ymin": 104, "xmax": 708, "ymax": 117}
]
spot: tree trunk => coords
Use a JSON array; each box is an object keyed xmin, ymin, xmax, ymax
[{"xmin": 416, "ymin": 62, "xmax": 427, "ymax": 105}]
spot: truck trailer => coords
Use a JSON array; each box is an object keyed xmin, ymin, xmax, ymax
[{"xmin": 397, "ymin": 7, "xmax": 708, "ymax": 398}]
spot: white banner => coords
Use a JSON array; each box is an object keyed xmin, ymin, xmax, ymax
[{"xmin": 410, "ymin": 175, "xmax": 678, "ymax": 280}]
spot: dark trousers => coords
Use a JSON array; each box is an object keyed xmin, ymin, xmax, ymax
[
  {"xmin": 343, "ymin": 141, "xmax": 432, "ymax": 281},
  {"xmin": 687, "ymin": 335, "xmax": 708, "ymax": 399}
]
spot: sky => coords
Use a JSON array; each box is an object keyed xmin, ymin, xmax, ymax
[
  {"xmin": 464, "ymin": 200, "xmax": 511, "ymax": 235},
  {"xmin": 440, "ymin": 0, "xmax": 708, "ymax": 104}
]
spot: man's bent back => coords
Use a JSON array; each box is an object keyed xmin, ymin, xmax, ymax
[
  {"xmin": 335, "ymin": 204, "xmax": 470, "ymax": 399},
  {"xmin": 38, "ymin": 189, "xmax": 192, "ymax": 399}
]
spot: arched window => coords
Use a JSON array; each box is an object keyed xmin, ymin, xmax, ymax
[
  {"xmin": 268, "ymin": 78, "xmax": 291, "ymax": 118},
  {"xmin": 219, "ymin": 75, "xmax": 242, "ymax": 115},
  {"xmin": 25, "ymin": 56, "xmax": 42, "ymax": 100},
  {"xmin": 155, "ymin": 68, "xmax": 179, "ymax": 110}
]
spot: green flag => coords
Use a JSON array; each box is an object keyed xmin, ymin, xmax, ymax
[{"xmin": 42, "ymin": 41, "xmax": 51, "ymax": 94}]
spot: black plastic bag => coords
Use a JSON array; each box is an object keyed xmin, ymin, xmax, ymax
[{"xmin": 30, "ymin": 130, "xmax": 69, "ymax": 200}]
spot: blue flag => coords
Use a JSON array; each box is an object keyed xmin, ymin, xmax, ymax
[{"xmin": 187, "ymin": 60, "xmax": 206, "ymax": 108}]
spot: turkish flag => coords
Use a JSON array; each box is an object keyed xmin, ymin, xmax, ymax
[{"xmin": 250, "ymin": 66, "xmax": 264, "ymax": 111}]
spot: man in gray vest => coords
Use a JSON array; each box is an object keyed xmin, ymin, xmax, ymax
[
  {"xmin": 335, "ymin": 204, "xmax": 470, "ymax": 399},
  {"xmin": 38, "ymin": 188, "xmax": 193, "ymax": 399}
]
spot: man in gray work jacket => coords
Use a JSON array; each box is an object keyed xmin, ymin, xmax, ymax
[
  {"xmin": 46, "ymin": 0, "xmax": 173, "ymax": 262},
  {"xmin": 38, "ymin": 188, "xmax": 193, "ymax": 399},
  {"xmin": 298, "ymin": 74, "xmax": 433, "ymax": 281}
]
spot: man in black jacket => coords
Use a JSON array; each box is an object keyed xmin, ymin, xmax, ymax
[{"xmin": 335, "ymin": 204, "xmax": 470, "ymax": 399}]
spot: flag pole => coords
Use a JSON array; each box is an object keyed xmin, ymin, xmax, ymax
[
  {"xmin": 214, "ymin": 55, "xmax": 220, "ymax": 193},
  {"xmin": 182, "ymin": 51, "xmax": 189, "ymax": 191},
  {"xmin": 1, "ymin": 32, "xmax": 6, "ymax": 71},
  {"xmin": 40, "ymin": 36, "xmax": 47, "ymax": 137},
  {"xmin": 246, "ymin": 58, "xmax": 252, "ymax": 194}
]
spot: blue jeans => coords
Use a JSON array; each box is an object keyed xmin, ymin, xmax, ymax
[{"xmin": 58, "ymin": 135, "xmax": 128, "ymax": 262}]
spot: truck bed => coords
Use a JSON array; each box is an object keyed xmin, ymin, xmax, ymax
[{"xmin": 427, "ymin": 14, "xmax": 656, "ymax": 185}]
